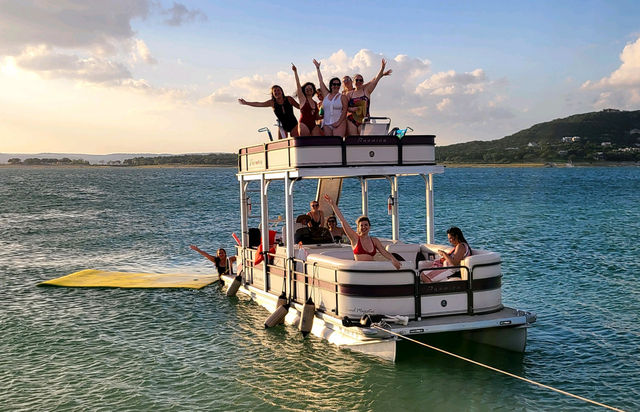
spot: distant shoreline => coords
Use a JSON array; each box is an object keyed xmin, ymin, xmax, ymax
[
  {"xmin": 0, "ymin": 164, "xmax": 236, "ymax": 168},
  {"xmin": 2, "ymin": 162, "xmax": 638, "ymax": 169}
]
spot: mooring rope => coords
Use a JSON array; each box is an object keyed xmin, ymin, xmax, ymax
[{"xmin": 372, "ymin": 325, "xmax": 624, "ymax": 412}]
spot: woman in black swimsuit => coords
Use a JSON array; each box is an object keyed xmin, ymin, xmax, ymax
[
  {"xmin": 190, "ymin": 245, "xmax": 236, "ymax": 276},
  {"xmin": 306, "ymin": 200, "xmax": 324, "ymax": 228},
  {"xmin": 238, "ymin": 85, "xmax": 300, "ymax": 139}
]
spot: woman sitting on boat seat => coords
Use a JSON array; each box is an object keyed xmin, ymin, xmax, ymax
[
  {"xmin": 190, "ymin": 245, "xmax": 236, "ymax": 276},
  {"xmin": 294, "ymin": 214, "xmax": 333, "ymax": 245},
  {"xmin": 324, "ymin": 194, "xmax": 401, "ymax": 270},
  {"xmin": 326, "ymin": 216, "xmax": 345, "ymax": 243},
  {"xmin": 307, "ymin": 200, "xmax": 324, "ymax": 228},
  {"xmin": 238, "ymin": 85, "xmax": 300, "ymax": 139},
  {"xmin": 420, "ymin": 227, "xmax": 472, "ymax": 282}
]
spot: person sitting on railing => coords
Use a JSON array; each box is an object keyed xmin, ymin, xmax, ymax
[
  {"xmin": 294, "ymin": 214, "xmax": 333, "ymax": 245},
  {"xmin": 292, "ymin": 63, "xmax": 322, "ymax": 136},
  {"xmin": 346, "ymin": 59, "xmax": 392, "ymax": 136},
  {"xmin": 323, "ymin": 194, "xmax": 401, "ymax": 270},
  {"xmin": 190, "ymin": 245, "xmax": 236, "ymax": 276},
  {"xmin": 420, "ymin": 227, "xmax": 472, "ymax": 282},
  {"xmin": 326, "ymin": 216, "xmax": 345, "ymax": 243},
  {"xmin": 238, "ymin": 85, "xmax": 300, "ymax": 139}
]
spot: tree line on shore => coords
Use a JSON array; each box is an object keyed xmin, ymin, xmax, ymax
[
  {"xmin": 436, "ymin": 109, "xmax": 640, "ymax": 164},
  {"xmin": 6, "ymin": 153, "xmax": 237, "ymax": 167}
]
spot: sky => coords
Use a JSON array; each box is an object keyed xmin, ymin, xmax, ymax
[{"xmin": 1, "ymin": 0, "xmax": 639, "ymax": 154}]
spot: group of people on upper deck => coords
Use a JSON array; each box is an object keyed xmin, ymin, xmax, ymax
[{"xmin": 238, "ymin": 59, "xmax": 391, "ymax": 139}]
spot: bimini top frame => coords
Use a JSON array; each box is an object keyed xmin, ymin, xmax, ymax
[{"xmin": 236, "ymin": 135, "xmax": 444, "ymax": 290}]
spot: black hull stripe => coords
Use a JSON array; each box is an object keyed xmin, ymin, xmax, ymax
[{"xmin": 339, "ymin": 276, "xmax": 501, "ymax": 297}]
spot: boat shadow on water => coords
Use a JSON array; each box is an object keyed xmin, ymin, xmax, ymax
[{"xmin": 394, "ymin": 331, "xmax": 526, "ymax": 375}]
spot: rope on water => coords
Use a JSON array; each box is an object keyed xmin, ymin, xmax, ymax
[{"xmin": 372, "ymin": 325, "xmax": 625, "ymax": 412}]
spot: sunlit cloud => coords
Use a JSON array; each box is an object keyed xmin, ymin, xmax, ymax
[{"xmin": 581, "ymin": 36, "xmax": 640, "ymax": 108}]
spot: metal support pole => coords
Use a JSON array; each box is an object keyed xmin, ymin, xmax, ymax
[
  {"xmin": 422, "ymin": 174, "xmax": 435, "ymax": 244},
  {"xmin": 360, "ymin": 177, "xmax": 369, "ymax": 216},
  {"xmin": 284, "ymin": 173, "xmax": 294, "ymax": 300},
  {"xmin": 239, "ymin": 178, "xmax": 249, "ymax": 277},
  {"xmin": 393, "ymin": 176, "xmax": 399, "ymax": 241},
  {"xmin": 260, "ymin": 175, "xmax": 269, "ymax": 292}
]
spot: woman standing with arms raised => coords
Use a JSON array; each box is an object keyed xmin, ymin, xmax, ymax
[
  {"xmin": 313, "ymin": 59, "xmax": 348, "ymax": 137},
  {"xmin": 238, "ymin": 85, "xmax": 300, "ymax": 139},
  {"xmin": 292, "ymin": 63, "xmax": 322, "ymax": 136},
  {"xmin": 324, "ymin": 194, "xmax": 401, "ymax": 270},
  {"xmin": 346, "ymin": 59, "xmax": 392, "ymax": 136}
]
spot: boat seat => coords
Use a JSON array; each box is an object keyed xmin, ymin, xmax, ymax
[{"xmin": 385, "ymin": 243, "xmax": 422, "ymax": 264}]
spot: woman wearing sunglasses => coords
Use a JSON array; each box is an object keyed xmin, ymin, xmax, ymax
[
  {"xmin": 346, "ymin": 59, "xmax": 392, "ymax": 136},
  {"xmin": 326, "ymin": 216, "xmax": 345, "ymax": 243},
  {"xmin": 313, "ymin": 59, "xmax": 348, "ymax": 137},
  {"xmin": 306, "ymin": 200, "xmax": 325, "ymax": 228}
]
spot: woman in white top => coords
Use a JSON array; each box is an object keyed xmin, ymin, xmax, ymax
[{"xmin": 313, "ymin": 59, "xmax": 348, "ymax": 137}]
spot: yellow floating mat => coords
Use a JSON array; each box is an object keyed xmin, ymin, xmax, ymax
[{"xmin": 39, "ymin": 269, "xmax": 218, "ymax": 289}]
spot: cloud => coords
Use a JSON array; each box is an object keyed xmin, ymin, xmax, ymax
[
  {"xmin": 0, "ymin": 0, "xmax": 149, "ymax": 55},
  {"xmin": 163, "ymin": 2, "xmax": 207, "ymax": 26},
  {"xmin": 0, "ymin": 0, "xmax": 205, "ymax": 90},
  {"xmin": 133, "ymin": 39, "xmax": 157, "ymax": 64},
  {"xmin": 14, "ymin": 45, "xmax": 132, "ymax": 84},
  {"xmin": 581, "ymin": 37, "xmax": 640, "ymax": 108},
  {"xmin": 204, "ymin": 49, "xmax": 513, "ymax": 128}
]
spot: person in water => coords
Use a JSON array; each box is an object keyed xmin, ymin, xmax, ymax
[
  {"xmin": 307, "ymin": 199, "xmax": 324, "ymax": 228},
  {"xmin": 323, "ymin": 194, "xmax": 401, "ymax": 270},
  {"xmin": 326, "ymin": 216, "xmax": 345, "ymax": 243},
  {"xmin": 190, "ymin": 245, "xmax": 236, "ymax": 276},
  {"xmin": 292, "ymin": 63, "xmax": 322, "ymax": 136},
  {"xmin": 346, "ymin": 59, "xmax": 392, "ymax": 135},
  {"xmin": 238, "ymin": 85, "xmax": 300, "ymax": 139},
  {"xmin": 313, "ymin": 59, "xmax": 348, "ymax": 137}
]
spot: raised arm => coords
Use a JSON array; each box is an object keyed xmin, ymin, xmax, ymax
[
  {"xmin": 365, "ymin": 58, "xmax": 392, "ymax": 95},
  {"xmin": 292, "ymin": 63, "xmax": 305, "ymax": 106},
  {"xmin": 313, "ymin": 59, "xmax": 329, "ymax": 96},
  {"xmin": 238, "ymin": 98, "xmax": 273, "ymax": 108},
  {"xmin": 323, "ymin": 194, "xmax": 358, "ymax": 244},
  {"xmin": 190, "ymin": 245, "xmax": 217, "ymax": 264}
]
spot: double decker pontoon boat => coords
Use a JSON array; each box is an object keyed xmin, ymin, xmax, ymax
[{"xmin": 222, "ymin": 121, "xmax": 536, "ymax": 361}]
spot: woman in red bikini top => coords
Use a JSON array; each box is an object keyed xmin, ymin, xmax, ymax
[
  {"xmin": 292, "ymin": 63, "xmax": 322, "ymax": 137},
  {"xmin": 323, "ymin": 194, "xmax": 401, "ymax": 270}
]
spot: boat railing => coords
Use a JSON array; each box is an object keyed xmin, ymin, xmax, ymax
[{"xmin": 237, "ymin": 245, "xmax": 501, "ymax": 319}]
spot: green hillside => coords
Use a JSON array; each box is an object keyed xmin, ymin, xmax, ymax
[{"xmin": 435, "ymin": 109, "xmax": 640, "ymax": 163}]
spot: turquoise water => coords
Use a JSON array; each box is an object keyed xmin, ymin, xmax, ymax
[{"xmin": 1, "ymin": 166, "xmax": 638, "ymax": 411}]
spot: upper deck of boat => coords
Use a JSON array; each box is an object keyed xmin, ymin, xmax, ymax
[{"xmin": 237, "ymin": 134, "xmax": 444, "ymax": 180}]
